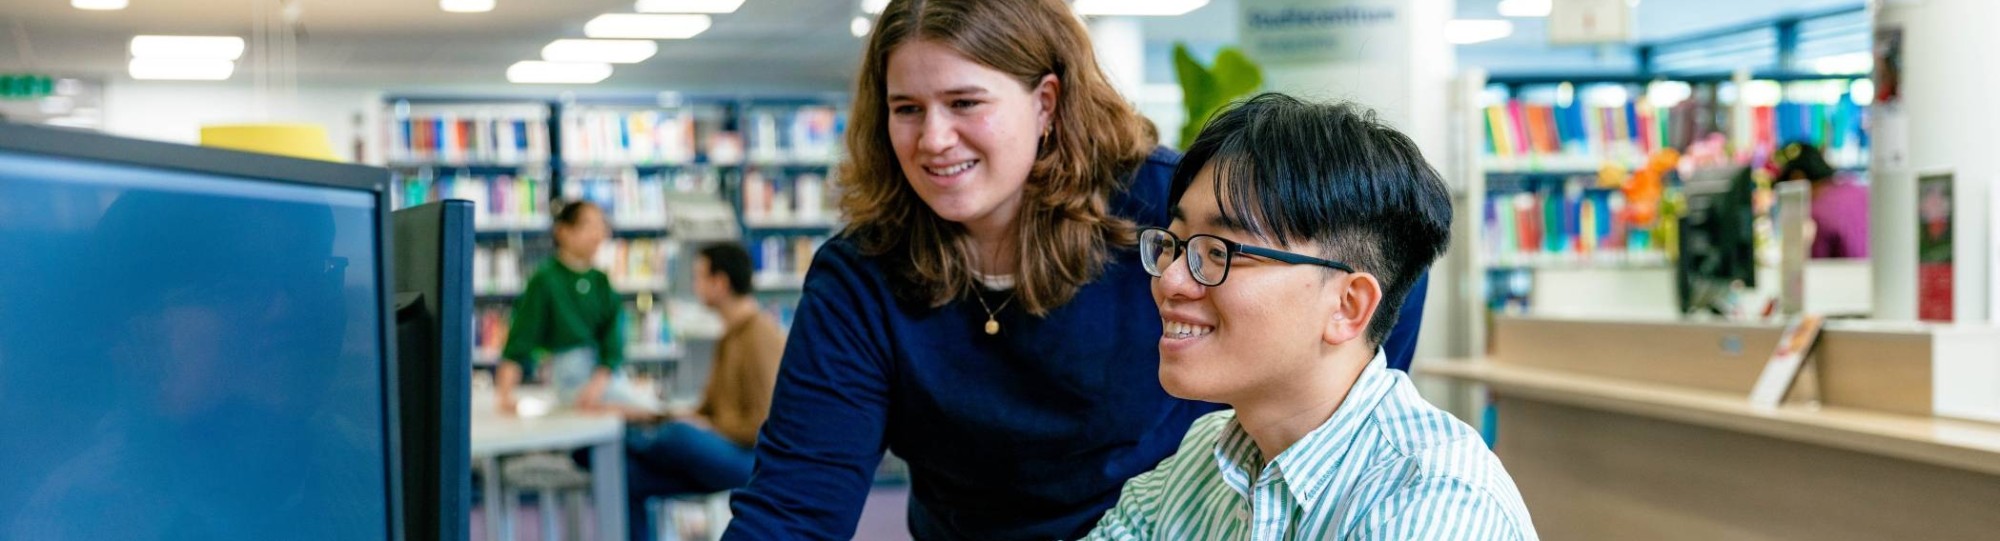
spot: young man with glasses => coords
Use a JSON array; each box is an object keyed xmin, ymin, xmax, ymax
[{"xmin": 1082, "ymin": 94, "xmax": 1537, "ymax": 540}]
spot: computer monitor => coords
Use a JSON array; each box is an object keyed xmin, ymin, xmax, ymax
[
  {"xmin": 1677, "ymin": 165, "xmax": 1759, "ymax": 315},
  {"xmin": 0, "ymin": 123, "xmax": 404, "ymax": 540},
  {"xmin": 392, "ymin": 201, "xmax": 474, "ymax": 541}
]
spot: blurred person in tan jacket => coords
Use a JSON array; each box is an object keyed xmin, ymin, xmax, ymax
[{"xmin": 623, "ymin": 242, "xmax": 784, "ymax": 541}]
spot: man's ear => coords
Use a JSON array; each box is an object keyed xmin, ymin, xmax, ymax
[{"xmin": 1324, "ymin": 272, "xmax": 1383, "ymax": 346}]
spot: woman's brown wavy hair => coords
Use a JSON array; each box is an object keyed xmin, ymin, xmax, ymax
[{"xmin": 839, "ymin": 0, "xmax": 1157, "ymax": 315}]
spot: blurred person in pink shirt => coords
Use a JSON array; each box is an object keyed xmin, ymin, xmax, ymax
[{"xmin": 1776, "ymin": 142, "xmax": 1870, "ymax": 259}]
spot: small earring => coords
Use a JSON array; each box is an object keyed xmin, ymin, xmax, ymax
[{"xmin": 1040, "ymin": 124, "xmax": 1053, "ymax": 151}]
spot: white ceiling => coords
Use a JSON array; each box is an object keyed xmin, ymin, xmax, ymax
[
  {"xmin": 0, "ymin": 0, "xmax": 1864, "ymax": 91},
  {"xmin": 1453, "ymin": 0, "xmax": 1864, "ymax": 49},
  {"xmin": 0, "ymin": 0, "xmax": 866, "ymax": 91}
]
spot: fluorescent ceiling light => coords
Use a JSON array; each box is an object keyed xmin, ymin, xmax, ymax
[
  {"xmin": 1811, "ymin": 52, "xmax": 1873, "ymax": 75},
  {"xmin": 1582, "ymin": 84, "xmax": 1630, "ymax": 108},
  {"xmin": 635, "ymin": 0, "xmax": 743, "ymax": 13},
  {"xmin": 1741, "ymin": 80, "xmax": 1782, "ymax": 107},
  {"xmin": 861, "ymin": 0, "xmax": 888, "ymax": 14},
  {"xmin": 851, "ymin": 16, "xmax": 871, "ymax": 38},
  {"xmin": 129, "ymin": 58, "xmax": 235, "ymax": 80},
  {"xmin": 1072, "ymin": 0, "xmax": 1208, "ymax": 16},
  {"xmin": 542, "ymin": 39, "xmax": 658, "ymax": 63},
  {"xmin": 441, "ymin": 0, "xmax": 495, "ymax": 13},
  {"xmin": 1445, "ymin": 19, "xmax": 1513, "ymax": 45},
  {"xmin": 1850, "ymin": 79, "xmax": 1874, "ymax": 107},
  {"xmin": 507, "ymin": 61, "xmax": 613, "ymax": 84},
  {"xmin": 1646, "ymin": 80, "xmax": 1693, "ymax": 107},
  {"xmin": 584, "ymin": 14, "xmax": 711, "ymax": 39},
  {"xmin": 72, "ymin": 0, "xmax": 128, "ymax": 10},
  {"xmin": 1496, "ymin": 0, "xmax": 1550, "ymax": 18},
  {"xmin": 129, "ymin": 36, "xmax": 246, "ymax": 60}
]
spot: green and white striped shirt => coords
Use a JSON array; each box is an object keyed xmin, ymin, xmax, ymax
[{"xmin": 1082, "ymin": 352, "xmax": 1537, "ymax": 541}]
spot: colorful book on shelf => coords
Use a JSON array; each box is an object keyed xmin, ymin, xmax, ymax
[
  {"xmin": 1521, "ymin": 106, "xmax": 1546, "ymax": 155},
  {"xmin": 1556, "ymin": 102, "xmax": 1584, "ymax": 154},
  {"xmin": 1579, "ymin": 195, "xmax": 1598, "ymax": 254},
  {"xmin": 1622, "ymin": 102, "xmax": 1640, "ymax": 154},
  {"xmin": 1548, "ymin": 103, "xmax": 1570, "ymax": 153},
  {"xmin": 495, "ymin": 119, "xmax": 516, "ymax": 164},
  {"xmin": 1541, "ymin": 184, "xmax": 1563, "ymax": 254},
  {"xmin": 1753, "ymin": 106, "xmax": 1776, "ymax": 153},
  {"xmin": 1514, "ymin": 193, "xmax": 1538, "ymax": 254},
  {"xmin": 566, "ymin": 109, "xmax": 697, "ymax": 164},
  {"xmin": 438, "ymin": 114, "xmax": 459, "ymax": 163},
  {"xmin": 1561, "ymin": 184, "xmax": 1582, "ymax": 254},
  {"xmin": 1538, "ymin": 106, "xmax": 1562, "ymax": 155},
  {"xmin": 1600, "ymin": 107, "xmax": 1622, "ymax": 153},
  {"xmin": 1507, "ymin": 101, "xmax": 1530, "ymax": 157},
  {"xmin": 1485, "ymin": 106, "xmax": 1512, "ymax": 156},
  {"xmin": 407, "ymin": 118, "xmax": 427, "ymax": 160},
  {"xmin": 1756, "ymin": 99, "xmax": 1867, "ymax": 159},
  {"xmin": 1612, "ymin": 106, "xmax": 1630, "ymax": 154},
  {"xmin": 1630, "ymin": 105, "xmax": 1649, "ymax": 155},
  {"xmin": 392, "ymin": 112, "xmax": 547, "ymax": 164},
  {"xmin": 1484, "ymin": 99, "xmax": 1691, "ymax": 162},
  {"xmin": 1486, "ymin": 177, "xmax": 1662, "ymax": 266}
]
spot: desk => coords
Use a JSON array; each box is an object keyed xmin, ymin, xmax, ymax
[
  {"xmin": 1422, "ymin": 359, "xmax": 2000, "ymax": 540},
  {"xmin": 471, "ymin": 390, "xmax": 626, "ymax": 541}
]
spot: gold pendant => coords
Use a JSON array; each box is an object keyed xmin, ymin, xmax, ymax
[{"xmin": 985, "ymin": 318, "xmax": 1000, "ymax": 335}]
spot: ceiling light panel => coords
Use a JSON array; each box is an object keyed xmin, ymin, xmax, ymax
[
  {"xmin": 129, "ymin": 36, "xmax": 246, "ymax": 60},
  {"xmin": 542, "ymin": 39, "xmax": 659, "ymax": 64},
  {"xmin": 583, "ymin": 14, "xmax": 712, "ymax": 39},
  {"xmin": 1071, "ymin": 0, "xmax": 1208, "ymax": 16},
  {"xmin": 72, "ymin": 0, "xmax": 128, "ymax": 11},
  {"xmin": 129, "ymin": 58, "xmax": 236, "ymax": 80},
  {"xmin": 441, "ymin": 0, "xmax": 495, "ymax": 13},
  {"xmin": 635, "ymin": 0, "xmax": 743, "ymax": 13}
]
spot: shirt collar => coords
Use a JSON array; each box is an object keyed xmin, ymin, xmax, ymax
[{"xmin": 1211, "ymin": 350, "xmax": 1396, "ymax": 507}]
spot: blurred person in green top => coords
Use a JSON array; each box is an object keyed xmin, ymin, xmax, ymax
[{"xmin": 495, "ymin": 199, "xmax": 657, "ymax": 416}]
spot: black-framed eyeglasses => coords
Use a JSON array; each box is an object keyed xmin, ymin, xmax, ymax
[{"xmin": 1138, "ymin": 227, "xmax": 1353, "ymax": 287}]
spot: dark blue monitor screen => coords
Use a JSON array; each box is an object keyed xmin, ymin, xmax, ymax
[{"xmin": 0, "ymin": 148, "xmax": 392, "ymax": 540}]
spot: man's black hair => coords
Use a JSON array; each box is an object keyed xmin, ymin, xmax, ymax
[
  {"xmin": 1169, "ymin": 93, "xmax": 1453, "ymax": 347},
  {"xmin": 697, "ymin": 242, "xmax": 755, "ymax": 297}
]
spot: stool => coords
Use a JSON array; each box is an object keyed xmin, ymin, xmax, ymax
[
  {"xmin": 650, "ymin": 491, "xmax": 731, "ymax": 541},
  {"xmin": 502, "ymin": 453, "xmax": 593, "ymax": 540}
]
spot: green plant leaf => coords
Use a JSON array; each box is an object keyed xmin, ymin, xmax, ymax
[
  {"xmin": 1210, "ymin": 47, "xmax": 1264, "ymax": 101},
  {"xmin": 1173, "ymin": 43, "xmax": 1219, "ymax": 149},
  {"xmin": 1173, "ymin": 44, "xmax": 1218, "ymax": 121},
  {"xmin": 1171, "ymin": 43, "xmax": 1265, "ymax": 149}
]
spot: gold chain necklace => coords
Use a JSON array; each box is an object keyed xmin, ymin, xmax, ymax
[{"xmin": 971, "ymin": 283, "xmax": 1016, "ymax": 335}]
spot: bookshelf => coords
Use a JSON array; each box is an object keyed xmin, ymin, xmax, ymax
[
  {"xmin": 1470, "ymin": 72, "xmax": 1872, "ymax": 318},
  {"xmin": 729, "ymin": 99, "xmax": 845, "ymax": 333},
  {"xmin": 1480, "ymin": 73, "xmax": 1870, "ymax": 175},
  {"xmin": 382, "ymin": 94, "xmax": 849, "ymax": 393}
]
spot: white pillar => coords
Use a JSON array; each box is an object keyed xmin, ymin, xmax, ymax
[
  {"xmin": 1871, "ymin": 0, "xmax": 1998, "ymax": 323},
  {"xmin": 1237, "ymin": 0, "xmax": 1459, "ymax": 359},
  {"xmin": 1088, "ymin": 16, "xmax": 1146, "ymax": 103}
]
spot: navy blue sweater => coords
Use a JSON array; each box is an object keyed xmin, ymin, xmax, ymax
[{"xmin": 723, "ymin": 148, "xmax": 1427, "ymax": 541}]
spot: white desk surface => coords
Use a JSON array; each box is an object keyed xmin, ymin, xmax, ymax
[
  {"xmin": 469, "ymin": 387, "xmax": 624, "ymax": 458},
  {"xmin": 468, "ymin": 386, "xmax": 630, "ymax": 541}
]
